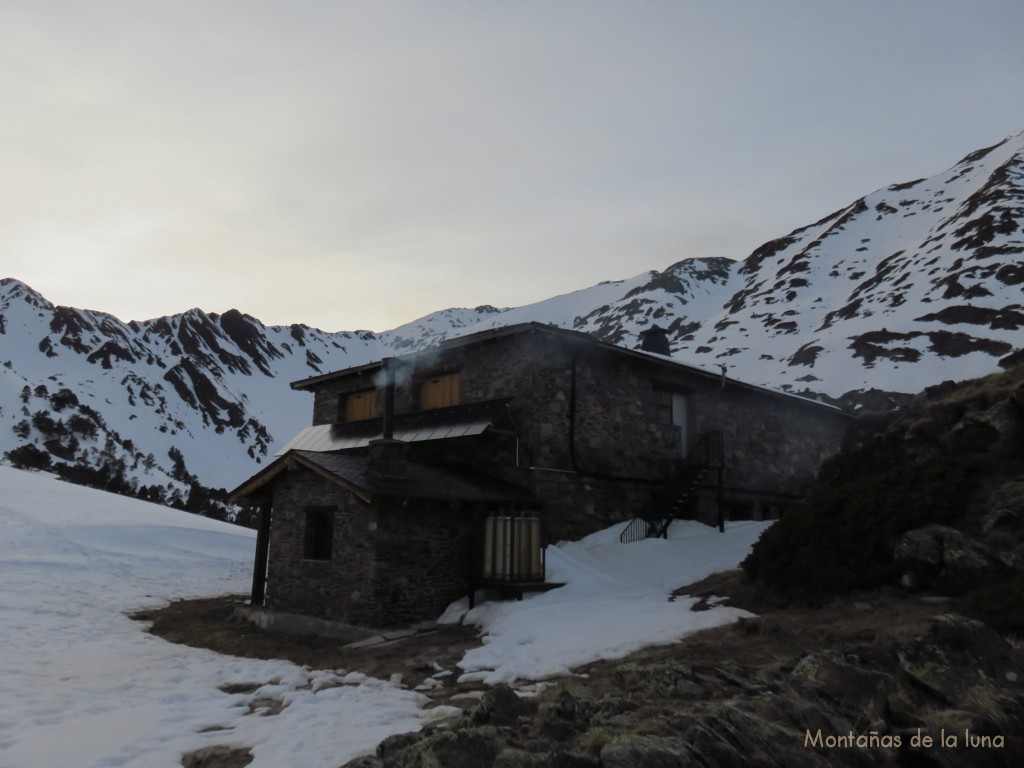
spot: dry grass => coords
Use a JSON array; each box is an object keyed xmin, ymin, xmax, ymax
[
  {"xmin": 921, "ymin": 363, "xmax": 1024, "ymax": 409},
  {"xmin": 962, "ymin": 683, "xmax": 1018, "ymax": 728}
]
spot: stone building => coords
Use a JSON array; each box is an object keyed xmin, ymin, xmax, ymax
[{"xmin": 229, "ymin": 322, "xmax": 849, "ymax": 629}]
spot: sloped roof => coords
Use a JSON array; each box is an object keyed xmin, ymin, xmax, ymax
[
  {"xmin": 276, "ymin": 398, "xmax": 515, "ymax": 455},
  {"xmin": 228, "ymin": 448, "xmax": 534, "ymax": 505},
  {"xmin": 288, "ymin": 321, "xmax": 845, "ymax": 414}
]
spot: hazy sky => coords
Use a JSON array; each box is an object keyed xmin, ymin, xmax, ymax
[{"xmin": 2, "ymin": 1, "xmax": 1022, "ymax": 332}]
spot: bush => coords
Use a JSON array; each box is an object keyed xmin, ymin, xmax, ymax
[
  {"xmin": 5, "ymin": 444, "xmax": 52, "ymax": 471},
  {"xmin": 742, "ymin": 454, "xmax": 984, "ymax": 599}
]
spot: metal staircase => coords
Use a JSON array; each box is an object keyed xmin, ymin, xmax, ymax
[{"xmin": 620, "ymin": 431, "xmax": 724, "ymax": 543}]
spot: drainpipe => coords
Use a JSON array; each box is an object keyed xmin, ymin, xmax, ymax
[{"xmin": 380, "ymin": 357, "xmax": 395, "ymax": 440}]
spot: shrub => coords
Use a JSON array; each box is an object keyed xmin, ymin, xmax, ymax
[
  {"xmin": 742, "ymin": 454, "xmax": 984, "ymax": 599},
  {"xmin": 5, "ymin": 444, "xmax": 52, "ymax": 471}
]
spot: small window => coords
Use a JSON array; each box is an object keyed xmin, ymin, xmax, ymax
[
  {"xmin": 303, "ymin": 506, "xmax": 334, "ymax": 561},
  {"xmin": 419, "ymin": 372, "xmax": 460, "ymax": 410},
  {"xmin": 342, "ymin": 389, "xmax": 377, "ymax": 422},
  {"xmin": 654, "ymin": 390, "xmax": 688, "ymax": 428},
  {"xmin": 654, "ymin": 390, "xmax": 673, "ymax": 423}
]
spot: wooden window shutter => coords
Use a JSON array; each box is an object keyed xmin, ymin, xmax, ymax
[
  {"xmin": 344, "ymin": 389, "xmax": 377, "ymax": 421},
  {"xmin": 420, "ymin": 372, "xmax": 460, "ymax": 410}
]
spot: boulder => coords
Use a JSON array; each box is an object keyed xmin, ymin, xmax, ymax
[
  {"xmin": 180, "ymin": 746, "xmax": 254, "ymax": 768},
  {"xmin": 896, "ymin": 526, "xmax": 995, "ymax": 589},
  {"xmin": 897, "ymin": 614, "xmax": 1021, "ymax": 704},
  {"xmin": 471, "ymin": 684, "xmax": 532, "ymax": 727}
]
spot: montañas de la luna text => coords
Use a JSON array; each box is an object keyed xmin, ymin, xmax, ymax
[{"xmin": 804, "ymin": 729, "xmax": 1005, "ymax": 750}]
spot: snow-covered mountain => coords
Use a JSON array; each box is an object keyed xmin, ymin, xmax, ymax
[{"xmin": 1, "ymin": 129, "xmax": 1022, "ymax": 496}]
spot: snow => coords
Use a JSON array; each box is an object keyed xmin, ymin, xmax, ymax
[
  {"xmin": 448, "ymin": 519, "xmax": 769, "ymax": 685},
  {"xmin": 0, "ymin": 464, "xmax": 770, "ymax": 766},
  {"xmin": 0, "ymin": 466, "xmax": 457, "ymax": 768}
]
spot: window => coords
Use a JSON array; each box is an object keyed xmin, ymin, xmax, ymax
[
  {"xmin": 655, "ymin": 389, "xmax": 690, "ymax": 457},
  {"xmin": 654, "ymin": 390, "xmax": 688, "ymax": 428},
  {"xmin": 419, "ymin": 372, "xmax": 460, "ymax": 410},
  {"xmin": 654, "ymin": 390, "xmax": 673, "ymax": 423},
  {"xmin": 342, "ymin": 389, "xmax": 377, "ymax": 422},
  {"xmin": 303, "ymin": 506, "xmax": 334, "ymax": 561}
]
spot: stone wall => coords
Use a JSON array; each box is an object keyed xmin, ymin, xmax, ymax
[
  {"xmin": 367, "ymin": 500, "xmax": 484, "ymax": 627},
  {"xmin": 693, "ymin": 384, "xmax": 848, "ymax": 496},
  {"xmin": 266, "ymin": 462, "xmax": 493, "ymax": 627},
  {"xmin": 265, "ymin": 465, "xmax": 379, "ymax": 625}
]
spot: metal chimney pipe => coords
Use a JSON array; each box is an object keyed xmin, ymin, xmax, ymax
[{"xmin": 381, "ymin": 357, "xmax": 395, "ymax": 440}]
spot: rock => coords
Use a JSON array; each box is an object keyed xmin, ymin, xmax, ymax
[
  {"xmin": 547, "ymin": 751, "xmax": 601, "ymax": 768},
  {"xmin": 471, "ymin": 684, "xmax": 532, "ymax": 727},
  {"xmin": 341, "ymin": 757, "xmax": 383, "ymax": 768},
  {"xmin": 180, "ymin": 746, "xmax": 254, "ymax": 768},
  {"xmin": 987, "ymin": 479, "xmax": 1024, "ymax": 519},
  {"xmin": 896, "ymin": 526, "xmax": 995, "ymax": 587},
  {"xmin": 949, "ymin": 397, "xmax": 1019, "ymax": 452},
  {"xmin": 895, "ymin": 527, "xmax": 946, "ymax": 567},
  {"xmin": 939, "ymin": 529, "xmax": 993, "ymax": 571},
  {"xmin": 708, "ymin": 698, "xmax": 865, "ymax": 768},
  {"xmin": 492, "ymin": 748, "xmax": 546, "ymax": 768},
  {"xmin": 536, "ymin": 691, "xmax": 594, "ymax": 741},
  {"xmin": 614, "ymin": 661, "xmax": 705, "ymax": 699},
  {"xmin": 376, "ymin": 731, "xmax": 423, "ymax": 760},
  {"xmin": 981, "ymin": 506, "xmax": 1021, "ymax": 533},
  {"xmin": 600, "ymin": 735, "xmax": 695, "ymax": 768},
  {"xmin": 383, "ymin": 726, "xmax": 511, "ymax": 768},
  {"xmin": 790, "ymin": 650, "xmax": 895, "ymax": 720},
  {"xmin": 897, "ymin": 614, "xmax": 1020, "ymax": 705}
]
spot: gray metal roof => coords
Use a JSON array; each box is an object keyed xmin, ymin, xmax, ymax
[
  {"xmin": 293, "ymin": 450, "xmax": 534, "ymax": 502},
  {"xmin": 276, "ymin": 398, "xmax": 515, "ymax": 455}
]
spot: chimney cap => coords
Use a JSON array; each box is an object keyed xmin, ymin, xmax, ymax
[{"xmin": 638, "ymin": 324, "xmax": 671, "ymax": 355}]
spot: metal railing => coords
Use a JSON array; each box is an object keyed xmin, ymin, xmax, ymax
[
  {"xmin": 619, "ymin": 431, "xmax": 725, "ymax": 543},
  {"xmin": 684, "ymin": 430, "xmax": 724, "ymax": 468}
]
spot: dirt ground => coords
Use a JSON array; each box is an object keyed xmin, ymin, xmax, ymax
[
  {"xmin": 131, "ymin": 597, "xmax": 485, "ymax": 700},
  {"xmin": 131, "ymin": 570, "xmax": 956, "ymax": 709}
]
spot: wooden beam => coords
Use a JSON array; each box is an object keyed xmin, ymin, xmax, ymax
[{"xmin": 250, "ymin": 501, "xmax": 272, "ymax": 606}]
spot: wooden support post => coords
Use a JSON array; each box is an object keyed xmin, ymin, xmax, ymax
[{"xmin": 250, "ymin": 501, "xmax": 272, "ymax": 606}]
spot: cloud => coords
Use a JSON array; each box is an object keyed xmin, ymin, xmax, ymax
[{"xmin": 1, "ymin": 2, "xmax": 1023, "ymax": 330}]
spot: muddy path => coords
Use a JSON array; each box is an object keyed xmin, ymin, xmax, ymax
[{"xmin": 131, "ymin": 597, "xmax": 487, "ymax": 706}]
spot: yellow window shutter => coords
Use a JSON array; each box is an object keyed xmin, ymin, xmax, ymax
[
  {"xmin": 419, "ymin": 373, "xmax": 460, "ymax": 410},
  {"xmin": 344, "ymin": 389, "xmax": 376, "ymax": 421}
]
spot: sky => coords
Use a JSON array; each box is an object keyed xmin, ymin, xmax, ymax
[{"xmin": 1, "ymin": 1, "xmax": 1022, "ymax": 333}]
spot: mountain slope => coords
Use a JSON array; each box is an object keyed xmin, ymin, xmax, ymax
[
  {"xmin": 686, "ymin": 130, "xmax": 1024, "ymax": 395},
  {"xmin": 1, "ymin": 129, "xmax": 1022, "ymax": 496}
]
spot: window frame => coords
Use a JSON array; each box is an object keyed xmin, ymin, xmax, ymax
[{"xmin": 302, "ymin": 506, "xmax": 335, "ymax": 562}]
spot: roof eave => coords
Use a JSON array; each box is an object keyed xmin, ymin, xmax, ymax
[{"xmin": 227, "ymin": 452, "xmax": 373, "ymax": 504}]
